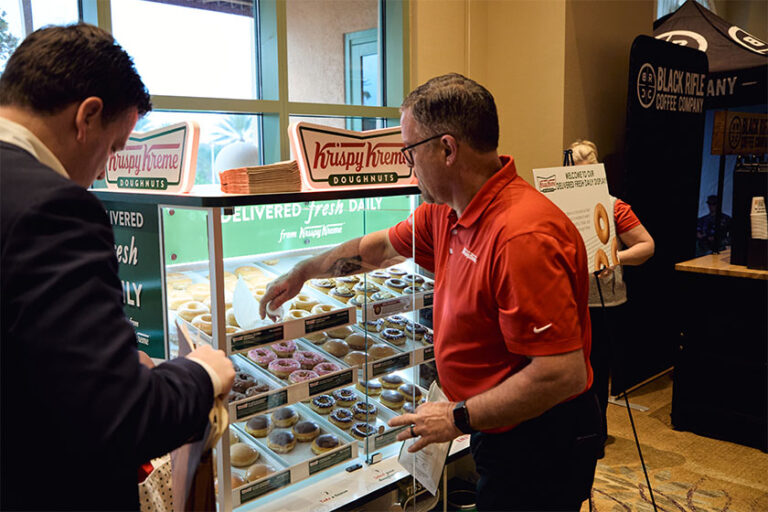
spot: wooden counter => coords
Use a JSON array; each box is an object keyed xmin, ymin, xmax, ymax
[{"xmin": 675, "ymin": 249, "xmax": 768, "ymax": 280}]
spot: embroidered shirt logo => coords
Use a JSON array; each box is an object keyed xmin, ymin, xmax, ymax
[
  {"xmin": 461, "ymin": 247, "xmax": 477, "ymax": 263},
  {"xmin": 533, "ymin": 323, "xmax": 553, "ymax": 334}
]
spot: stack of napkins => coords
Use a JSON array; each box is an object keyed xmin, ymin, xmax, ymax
[{"xmin": 219, "ymin": 160, "xmax": 301, "ymax": 194}]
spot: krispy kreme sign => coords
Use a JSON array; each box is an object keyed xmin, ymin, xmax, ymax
[
  {"xmin": 105, "ymin": 121, "xmax": 199, "ymax": 193},
  {"xmin": 289, "ymin": 122, "xmax": 414, "ymax": 190}
]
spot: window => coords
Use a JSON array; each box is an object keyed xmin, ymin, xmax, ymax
[
  {"xmin": 0, "ymin": 0, "xmax": 80, "ymax": 72},
  {"xmin": 657, "ymin": 0, "xmax": 715, "ymax": 19}
]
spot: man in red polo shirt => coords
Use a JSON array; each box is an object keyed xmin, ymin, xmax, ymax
[{"xmin": 261, "ymin": 73, "xmax": 601, "ymax": 511}]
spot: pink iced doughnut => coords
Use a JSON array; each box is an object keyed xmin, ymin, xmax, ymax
[
  {"xmin": 288, "ymin": 369, "xmax": 319, "ymax": 384},
  {"xmin": 268, "ymin": 358, "xmax": 300, "ymax": 379},
  {"xmin": 271, "ymin": 339, "xmax": 296, "ymax": 358},
  {"xmin": 294, "ymin": 350, "xmax": 325, "ymax": 370},
  {"xmin": 313, "ymin": 362, "xmax": 341, "ymax": 376},
  {"xmin": 247, "ymin": 347, "xmax": 277, "ymax": 368}
]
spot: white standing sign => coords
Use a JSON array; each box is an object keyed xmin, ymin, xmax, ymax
[
  {"xmin": 532, "ymin": 164, "xmax": 618, "ymax": 273},
  {"xmin": 104, "ymin": 121, "xmax": 199, "ymax": 193}
]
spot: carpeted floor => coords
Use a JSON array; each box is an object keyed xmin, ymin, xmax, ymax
[{"xmin": 583, "ymin": 373, "xmax": 768, "ymax": 512}]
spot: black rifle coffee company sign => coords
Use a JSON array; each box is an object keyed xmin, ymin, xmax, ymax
[{"xmin": 103, "ymin": 200, "xmax": 165, "ymax": 359}]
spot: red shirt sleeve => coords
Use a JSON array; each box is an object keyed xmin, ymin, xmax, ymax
[
  {"xmin": 614, "ymin": 199, "xmax": 641, "ymax": 234},
  {"xmin": 387, "ymin": 203, "xmax": 436, "ymax": 273},
  {"xmin": 493, "ymin": 232, "xmax": 585, "ymax": 356}
]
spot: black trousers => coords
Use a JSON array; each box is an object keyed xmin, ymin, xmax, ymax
[
  {"xmin": 589, "ymin": 303, "xmax": 628, "ymax": 442},
  {"xmin": 469, "ymin": 390, "xmax": 603, "ymax": 512}
]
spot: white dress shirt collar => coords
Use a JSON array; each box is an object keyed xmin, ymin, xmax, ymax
[{"xmin": 0, "ymin": 116, "xmax": 69, "ymax": 178}]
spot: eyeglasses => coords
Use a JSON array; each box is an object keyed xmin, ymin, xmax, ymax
[{"xmin": 400, "ymin": 133, "xmax": 448, "ymax": 167}]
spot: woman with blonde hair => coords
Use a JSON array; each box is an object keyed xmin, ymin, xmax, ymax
[{"xmin": 569, "ymin": 139, "xmax": 655, "ymax": 457}]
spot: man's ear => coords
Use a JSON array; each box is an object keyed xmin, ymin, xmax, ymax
[
  {"xmin": 442, "ymin": 134, "xmax": 458, "ymax": 166},
  {"xmin": 74, "ymin": 97, "xmax": 104, "ymax": 143}
]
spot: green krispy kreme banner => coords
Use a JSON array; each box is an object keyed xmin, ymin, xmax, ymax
[
  {"xmin": 102, "ymin": 200, "xmax": 166, "ymax": 359},
  {"xmin": 162, "ymin": 195, "xmax": 414, "ymax": 265}
]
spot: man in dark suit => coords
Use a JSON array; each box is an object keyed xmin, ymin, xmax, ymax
[{"xmin": 0, "ymin": 24, "xmax": 235, "ymax": 510}]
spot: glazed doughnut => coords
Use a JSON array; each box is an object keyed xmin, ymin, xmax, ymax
[
  {"xmin": 311, "ymin": 434, "xmax": 340, "ymax": 455},
  {"xmin": 380, "ymin": 328, "xmax": 406, "ymax": 346},
  {"xmin": 332, "ymin": 388, "xmax": 357, "ymax": 407},
  {"xmin": 168, "ymin": 278, "xmax": 193, "ymax": 291},
  {"xmin": 329, "ymin": 407, "xmax": 354, "ymax": 429},
  {"xmin": 232, "ymin": 374, "xmax": 259, "ymax": 394},
  {"xmin": 267, "ymin": 431, "xmax": 296, "ymax": 454},
  {"xmin": 234, "ymin": 266, "xmax": 265, "ymax": 279},
  {"xmin": 168, "ymin": 293, "xmax": 193, "ymax": 310},
  {"xmin": 379, "ymin": 389, "xmax": 405, "ymax": 410},
  {"xmin": 245, "ymin": 415, "xmax": 272, "ymax": 437},
  {"xmin": 271, "ymin": 406, "xmax": 299, "ymax": 428},
  {"xmin": 304, "ymin": 332, "xmax": 328, "ymax": 345},
  {"xmin": 309, "ymin": 394, "xmax": 335, "ymax": 414},
  {"xmin": 321, "ymin": 338, "xmax": 349, "ymax": 358},
  {"xmin": 593, "ymin": 203, "xmax": 610, "ymax": 244},
  {"xmin": 368, "ymin": 343, "xmax": 397, "ymax": 360},
  {"xmin": 383, "ymin": 315, "xmax": 408, "ymax": 330},
  {"xmin": 230, "ymin": 443, "xmax": 260, "ymax": 467},
  {"xmin": 186, "ymin": 283, "xmax": 210, "ymax": 303},
  {"xmin": 354, "ymin": 281, "xmax": 380, "ymax": 297},
  {"xmin": 371, "ymin": 290, "xmax": 395, "ymax": 301},
  {"xmin": 203, "ymin": 295, "xmax": 232, "ymax": 311},
  {"xmin": 353, "ymin": 401, "xmax": 377, "ymax": 421},
  {"xmin": 288, "ymin": 369, "xmax": 318, "ymax": 384},
  {"xmin": 366, "ymin": 271, "xmax": 389, "ymax": 284},
  {"xmin": 309, "ymin": 279, "xmax": 335, "ymax": 294},
  {"xmin": 251, "ymin": 288, "xmax": 267, "ymax": 301},
  {"xmin": 378, "ymin": 374, "xmax": 404, "ymax": 389},
  {"xmin": 311, "ymin": 304, "xmax": 334, "ymax": 315},
  {"xmin": 231, "ymin": 474, "xmax": 246, "ymax": 489},
  {"xmin": 403, "ymin": 274, "xmax": 425, "ymax": 286},
  {"xmin": 384, "ymin": 278, "xmax": 407, "ymax": 293},
  {"xmin": 343, "ymin": 351, "xmax": 367, "ymax": 367},
  {"xmin": 295, "ymin": 350, "xmax": 325, "ymax": 369},
  {"xmin": 329, "ymin": 286, "xmax": 355, "ymax": 303},
  {"xmin": 345, "ymin": 333, "xmax": 367, "ymax": 351},
  {"xmin": 247, "ymin": 347, "xmax": 276, "ymax": 368},
  {"xmin": 611, "ymin": 236, "xmax": 620, "ymax": 266},
  {"xmin": 293, "ymin": 420, "xmax": 321, "ymax": 442},
  {"xmin": 267, "ymin": 358, "xmax": 300, "ymax": 379},
  {"xmin": 245, "ymin": 462, "xmax": 275, "ymax": 482},
  {"xmin": 325, "ymin": 325, "xmax": 354, "ymax": 339},
  {"xmin": 271, "ymin": 340, "xmax": 296, "ymax": 357},
  {"xmin": 387, "ymin": 266, "xmax": 407, "ymax": 278},
  {"xmin": 403, "ymin": 286, "xmax": 423, "ymax": 295},
  {"xmin": 350, "ymin": 422, "xmax": 377, "ymax": 440},
  {"xmin": 356, "ymin": 380, "xmax": 382, "ymax": 396},
  {"xmin": 348, "ymin": 294, "xmax": 367, "ymax": 309},
  {"xmin": 290, "ymin": 294, "xmax": 318, "ymax": 311},
  {"xmin": 594, "ymin": 248, "xmax": 610, "ymax": 271},
  {"xmin": 313, "ymin": 362, "xmax": 341, "ymax": 376},
  {"xmin": 335, "ymin": 275, "xmax": 359, "ymax": 286},
  {"xmin": 287, "ymin": 309, "xmax": 310, "ymax": 320},
  {"xmin": 398, "ymin": 383, "xmax": 423, "ymax": 402},
  {"xmin": 226, "ymin": 307, "xmax": 239, "ymax": 328},
  {"xmin": 166, "ymin": 272, "xmax": 189, "ymax": 282},
  {"xmin": 177, "ymin": 301, "xmax": 209, "ymax": 322},
  {"xmin": 191, "ymin": 313, "xmax": 213, "ymax": 335},
  {"xmin": 229, "ymin": 430, "xmax": 240, "ymax": 445}
]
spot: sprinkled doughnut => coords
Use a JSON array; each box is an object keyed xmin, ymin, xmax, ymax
[
  {"xmin": 313, "ymin": 362, "xmax": 341, "ymax": 376},
  {"xmin": 247, "ymin": 347, "xmax": 277, "ymax": 368},
  {"xmin": 288, "ymin": 369, "xmax": 318, "ymax": 384},
  {"xmin": 309, "ymin": 394, "xmax": 335, "ymax": 414},
  {"xmin": 593, "ymin": 202, "xmax": 610, "ymax": 244},
  {"xmin": 350, "ymin": 422, "xmax": 377, "ymax": 440},
  {"xmin": 268, "ymin": 358, "xmax": 300, "ymax": 378},
  {"xmin": 294, "ymin": 350, "xmax": 325, "ymax": 370},
  {"xmin": 332, "ymin": 388, "xmax": 357, "ymax": 407},
  {"xmin": 329, "ymin": 407, "xmax": 354, "ymax": 429},
  {"xmin": 271, "ymin": 339, "xmax": 296, "ymax": 357}
]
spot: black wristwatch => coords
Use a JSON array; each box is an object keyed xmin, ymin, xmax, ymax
[{"xmin": 453, "ymin": 400, "xmax": 475, "ymax": 434}]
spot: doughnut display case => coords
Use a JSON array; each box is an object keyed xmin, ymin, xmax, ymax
[{"xmin": 93, "ymin": 185, "xmax": 442, "ymax": 511}]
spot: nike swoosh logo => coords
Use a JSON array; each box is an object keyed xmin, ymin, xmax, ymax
[{"xmin": 533, "ymin": 323, "xmax": 553, "ymax": 334}]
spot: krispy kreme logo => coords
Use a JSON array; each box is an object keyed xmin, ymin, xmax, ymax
[
  {"xmin": 290, "ymin": 122, "xmax": 414, "ymax": 190},
  {"xmin": 536, "ymin": 174, "xmax": 556, "ymax": 193},
  {"xmin": 313, "ymin": 141, "xmax": 407, "ymax": 172},
  {"xmin": 108, "ymin": 142, "xmax": 181, "ymax": 176}
]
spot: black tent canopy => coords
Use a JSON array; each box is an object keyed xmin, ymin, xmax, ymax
[{"xmin": 654, "ymin": 0, "xmax": 768, "ymax": 108}]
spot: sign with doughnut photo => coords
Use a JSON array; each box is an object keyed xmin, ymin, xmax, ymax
[{"xmin": 532, "ymin": 164, "xmax": 618, "ymax": 274}]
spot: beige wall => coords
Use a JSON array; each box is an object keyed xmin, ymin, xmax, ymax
[
  {"xmin": 287, "ymin": 0, "xmax": 378, "ymax": 104},
  {"xmin": 713, "ymin": 0, "xmax": 768, "ymax": 41},
  {"xmin": 410, "ymin": 0, "xmax": 655, "ymax": 184}
]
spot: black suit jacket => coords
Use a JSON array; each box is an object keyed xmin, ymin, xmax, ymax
[{"xmin": 1, "ymin": 142, "xmax": 213, "ymax": 510}]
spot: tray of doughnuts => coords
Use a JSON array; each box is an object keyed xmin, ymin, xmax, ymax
[
  {"xmin": 234, "ymin": 404, "xmax": 357, "ymax": 470},
  {"xmin": 224, "ymin": 428, "xmax": 289, "ymax": 499},
  {"xmin": 299, "ymin": 323, "xmax": 409, "ymax": 372},
  {"xmin": 367, "ymin": 371, "xmax": 428, "ymax": 416},
  {"xmin": 245, "ymin": 338, "xmax": 350, "ymax": 386}
]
